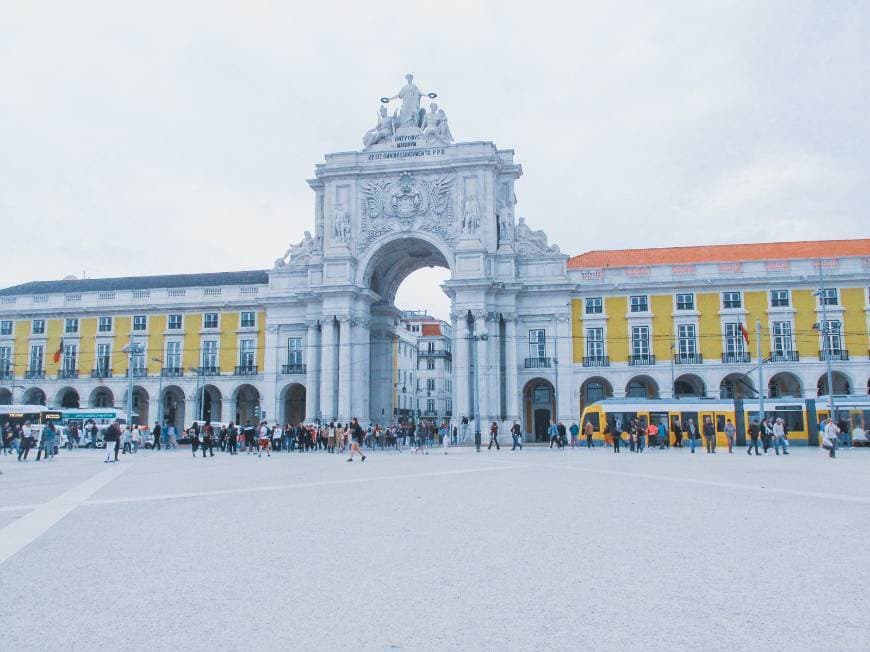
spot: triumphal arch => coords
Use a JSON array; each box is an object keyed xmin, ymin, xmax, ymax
[{"xmin": 266, "ymin": 75, "xmax": 571, "ymax": 431}]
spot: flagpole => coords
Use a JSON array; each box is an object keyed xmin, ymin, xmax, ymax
[{"xmin": 756, "ymin": 319, "xmax": 764, "ymax": 423}]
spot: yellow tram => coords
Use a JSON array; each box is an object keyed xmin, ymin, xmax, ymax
[{"xmin": 579, "ymin": 396, "xmax": 870, "ymax": 447}]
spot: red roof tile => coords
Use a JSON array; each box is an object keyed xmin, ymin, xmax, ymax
[
  {"xmin": 568, "ymin": 239, "xmax": 870, "ymax": 269},
  {"xmin": 421, "ymin": 323, "xmax": 442, "ymax": 336}
]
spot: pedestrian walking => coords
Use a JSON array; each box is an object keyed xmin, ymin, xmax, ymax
[
  {"xmin": 103, "ymin": 420, "xmax": 121, "ymax": 463},
  {"xmin": 510, "ymin": 421, "xmax": 523, "ymax": 450},
  {"xmin": 703, "ymin": 416, "xmax": 715, "ymax": 454},
  {"xmin": 17, "ymin": 421, "xmax": 33, "ymax": 461},
  {"xmin": 346, "ymin": 417, "xmax": 366, "ymax": 462},
  {"xmin": 724, "ymin": 418, "xmax": 736, "ymax": 454},
  {"xmin": 202, "ymin": 422, "xmax": 215, "ymax": 457},
  {"xmin": 39, "ymin": 421, "xmax": 57, "ymax": 461},
  {"xmin": 488, "ymin": 421, "xmax": 500, "ymax": 450},
  {"xmin": 657, "ymin": 420, "xmax": 668, "ymax": 449},
  {"xmin": 747, "ymin": 419, "xmax": 761, "ymax": 455},
  {"xmin": 258, "ymin": 421, "xmax": 271, "ymax": 457},
  {"xmin": 672, "ymin": 419, "xmax": 683, "ymax": 448},
  {"xmin": 822, "ymin": 418, "xmax": 839, "ymax": 458},
  {"xmin": 584, "ymin": 420, "xmax": 595, "ymax": 448},
  {"xmin": 548, "ymin": 420, "xmax": 560, "ymax": 449},
  {"xmin": 773, "ymin": 418, "xmax": 789, "ymax": 455},
  {"xmin": 151, "ymin": 422, "xmax": 161, "ymax": 450},
  {"xmin": 686, "ymin": 419, "xmax": 698, "ymax": 454}
]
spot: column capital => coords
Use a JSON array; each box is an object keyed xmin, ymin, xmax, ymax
[
  {"xmin": 471, "ymin": 309, "xmax": 488, "ymax": 322},
  {"xmin": 500, "ymin": 311, "xmax": 517, "ymax": 322},
  {"xmin": 305, "ymin": 319, "xmax": 320, "ymax": 329}
]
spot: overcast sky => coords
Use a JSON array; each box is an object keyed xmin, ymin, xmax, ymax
[{"xmin": 2, "ymin": 1, "xmax": 868, "ymax": 320}]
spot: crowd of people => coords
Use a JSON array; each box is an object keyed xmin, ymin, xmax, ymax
[{"xmin": 1, "ymin": 414, "xmax": 863, "ymax": 464}]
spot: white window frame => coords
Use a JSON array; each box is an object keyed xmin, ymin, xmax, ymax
[
  {"xmin": 165, "ymin": 341, "xmax": 182, "ymax": 370},
  {"xmin": 771, "ymin": 321, "xmax": 793, "ymax": 355},
  {"xmin": 528, "ymin": 329, "xmax": 546, "ymax": 359},
  {"xmin": 167, "ymin": 314, "xmax": 183, "ymax": 330},
  {"xmin": 584, "ymin": 297, "xmax": 603, "ymax": 315},
  {"xmin": 29, "ymin": 344, "xmax": 44, "ymax": 371},
  {"xmin": 722, "ymin": 292, "xmax": 742, "ymax": 309},
  {"xmin": 240, "ymin": 311, "xmax": 256, "ymax": 328},
  {"xmin": 201, "ymin": 340, "xmax": 218, "ymax": 369},
  {"xmin": 585, "ymin": 327, "xmax": 604, "ymax": 358},
  {"xmin": 818, "ymin": 288, "xmax": 838, "ymax": 307},
  {"xmin": 631, "ymin": 326, "xmax": 650, "ymax": 357},
  {"xmin": 770, "ymin": 289, "xmax": 790, "ymax": 308},
  {"xmin": 203, "ymin": 313, "xmax": 219, "ymax": 329},
  {"xmin": 96, "ymin": 343, "xmax": 111, "ymax": 373},
  {"xmin": 629, "ymin": 295, "xmax": 649, "ymax": 313},
  {"xmin": 239, "ymin": 338, "xmax": 256, "ymax": 368},
  {"xmin": 132, "ymin": 315, "xmax": 148, "ymax": 331},
  {"xmin": 0, "ymin": 320, "xmax": 12, "ymax": 336},
  {"xmin": 677, "ymin": 324, "xmax": 697, "ymax": 356},
  {"xmin": 62, "ymin": 343, "xmax": 77, "ymax": 372},
  {"xmin": 822, "ymin": 320, "xmax": 842, "ymax": 353},
  {"xmin": 98, "ymin": 316, "xmax": 113, "ymax": 333},
  {"xmin": 32, "ymin": 319, "xmax": 45, "ymax": 335},
  {"xmin": 675, "ymin": 293, "xmax": 694, "ymax": 311},
  {"xmin": 65, "ymin": 318, "xmax": 79, "ymax": 334},
  {"xmin": 287, "ymin": 337, "xmax": 303, "ymax": 367},
  {"xmin": 723, "ymin": 323, "xmax": 745, "ymax": 356}
]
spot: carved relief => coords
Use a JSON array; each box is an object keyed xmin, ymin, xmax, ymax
[{"xmin": 514, "ymin": 217, "xmax": 561, "ymax": 257}]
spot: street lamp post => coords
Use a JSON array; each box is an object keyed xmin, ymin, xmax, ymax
[
  {"xmin": 122, "ymin": 337, "xmax": 144, "ymax": 429},
  {"xmin": 756, "ymin": 319, "xmax": 765, "ymax": 423},
  {"xmin": 152, "ymin": 357, "xmax": 163, "ymax": 426},
  {"xmin": 814, "ymin": 258, "xmax": 837, "ymax": 422},
  {"xmin": 189, "ymin": 366, "xmax": 203, "ymax": 424}
]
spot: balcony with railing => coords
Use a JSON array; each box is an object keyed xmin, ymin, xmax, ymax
[
  {"xmin": 125, "ymin": 368, "xmax": 148, "ymax": 378},
  {"xmin": 721, "ymin": 352, "xmax": 750, "ymax": 364},
  {"xmin": 582, "ymin": 355, "xmax": 609, "ymax": 367},
  {"xmin": 281, "ymin": 363, "xmax": 307, "ymax": 375},
  {"xmin": 524, "ymin": 357, "xmax": 552, "ymax": 369},
  {"xmin": 91, "ymin": 367, "xmax": 113, "ymax": 379},
  {"xmin": 24, "ymin": 369, "xmax": 44, "ymax": 379},
  {"xmin": 418, "ymin": 349, "xmax": 452, "ymax": 359},
  {"xmin": 674, "ymin": 353, "xmax": 703, "ymax": 365},
  {"xmin": 161, "ymin": 367, "xmax": 183, "ymax": 377},
  {"xmin": 628, "ymin": 354, "xmax": 655, "ymax": 366},
  {"xmin": 0, "ymin": 365, "xmax": 12, "ymax": 380},
  {"xmin": 58, "ymin": 368, "xmax": 79, "ymax": 379},
  {"xmin": 819, "ymin": 350, "xmax": 849, "ymax": 362},
  {"xmin": 768, "ymin": 351, "xmax": 799, "ymax": 363},
  {"xmin": 198, "ymin": 366, "xmax": 221, "ymax": 376},
  {"xmin": 234, "ymin": 365, "xmax": 258, "ymax": 376}
]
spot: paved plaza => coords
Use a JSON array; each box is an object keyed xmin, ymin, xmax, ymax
[{"xmin": 1, "ymin": 445, "xmax": 868, "ymax": 651}]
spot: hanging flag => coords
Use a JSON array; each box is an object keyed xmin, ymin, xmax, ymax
[
  {"xmin": 53, "ymin": 337, "xmax": 64, "ymax": 364},
  {"xmin": 738, "ymin": 322, "xmax": 750, "ymax": 346}
]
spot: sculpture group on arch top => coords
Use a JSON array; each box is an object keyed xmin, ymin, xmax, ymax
[{"xmin": 273, "ymin": 73, "xmax": 562, "ymax": 273}]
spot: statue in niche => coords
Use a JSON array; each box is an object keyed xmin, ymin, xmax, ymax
[
  {"xmin": 363, "ymin": 106, "xmax": 396, "ymax": 148},
  {"xmin": 333, "ymin": 204, "xmax": 351, "ymax": 244},
  {"xmin": 497, "ymin": 203, "xmax": 513, "ymax": 244},
  {"xmin": 462, "ymin": 196, "xmax": 480, "ymax": 235}
]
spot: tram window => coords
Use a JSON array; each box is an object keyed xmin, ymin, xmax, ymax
[
  {"xmin": 608, "ymin": 412, "xmax": 636, "ymax": 433},
  {"xmin": 716, "ymin": 415, "xmax": 726, "ymax": 432},
  {"xmin": 680, "ymin": 411, "xmax": 699, "ymax": 428},
  {"xmin": 863, "ymin": 411, "xmax": 870, "ymax": 430},
  {"xmin": 584, "ymin": 413, "xmax": 600, "ymax": 430}
]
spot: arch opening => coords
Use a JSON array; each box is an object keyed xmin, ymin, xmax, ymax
[
  {"xmin": 89, "ymin": 387, "xmax": 115, "ymax": 408},
  {"xmin": 233, "ymin": 384, "xmax": 261, "ymax": 426},
  {"xmin": 522, "ymin": 378, "xmax": 555, "ymax": 442},
  {"xmin": 160, "ymin": 385, "xmax": 185, "ymax": 432},
  {"xmin": 768, "ymin": 372, "xmax": 802, "ymax": 399},
  {"xmin": 22, "ymin": 387, "xmax": 46, "ymax": 405},
  {"xmin": 625, "ymin": 375, "xmax": 659, "ymax": 399},
  {"xmin": 280, "ymin": 383, "xmax": 306, "ymax": 425},
  {"xmin": 674, "ymin": 374, "xmax": 705, "ymax": 398},
  {"xmin": 55, "ymin": 387, "xmax": 80, "ymax": 409},
  {"xmin": 719, "ymin": 373, "xmax": 755, "ymax": 399},
  {"xmin": 817, "ymin": 371, "xmax": 851, "ymax": 397}
]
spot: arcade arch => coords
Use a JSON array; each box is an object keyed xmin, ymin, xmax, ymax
[
  {"xmin": 579, "ymin": 376, "xmax": 613, "ymax": 411},
  {"xmin": 719, "ymin": 373, "xmax": 755, "ymax": 399},
  {"xmin": 280, "ymin": 383, "xmax": 306, "ymax": 425},
  {"xmin": 194, "ymin": 384, "xmax": 222, "ymax": 424},
  {"xmin": 767, "ymin": 372, "xmax": 802, "ymax": 399},
  {"xmin": 22, "ymin": 387, "xmax": 46, "ymax": 405},
  {"xmin": 160, "ymin": 385, "xmax": 185, "ymax": 431},
  {"xmin": 625, "ymin": 375, "xmax": 659, "ymax": 399},
  {"xmin": 522, "ymin": 378, "xmax": 555, "ymax": 442},
  {"xmin": 674, "ymin": 374, "xmax": 705, "ymax": 398},
  {"xmin": 0, "ymin": 388, "xmax": 11, "ymax": 405},
  {"xmin": 89, "ymin": 387, "xmax": 115, "ymax": 408},
  {"xmin": 55, "ymin": 386, "xmax": 80, "ymax": 408},
  {"xmin": 817, "ymin": 371, "xmax": 852, "ymax": 396},
  {"xmin": 233, "ymin": 384, "xmax": 260, "ymax": 425}
]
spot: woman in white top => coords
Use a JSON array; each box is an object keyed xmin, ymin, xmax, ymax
[{"xmin": 822, "ymin": 419, "xmax": 839, "ymax": 458}]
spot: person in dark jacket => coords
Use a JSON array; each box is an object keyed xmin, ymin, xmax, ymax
[
  {"xmin": 104, "ymin": 420, "xmax": 121, "ymax": 463},
  {"xmin": 747, "ymin": 419, "xmax": 761, "ymax": 455},
  {"xmin": 703, "ymin": 416, "xmax": 716, "ymax": 454},
  {"xmin": 672, "ymin": 420, "xmax": 683, "ymax": 448},
  {"xmin": 488, "ymin": 422, "xmax": 500, "ymax": 450},
  {"xmin": 151, "ymin": 422, "xmax": 161, "ymax": 450},
  {"xmin": 201, "ymin": 422, "xmax": 214, "ymax": 458},
  {"xmin": 346, "ymin": 418, "xmax": 366, "ymax": 462},
  {"xmin": 510, "ymin": 421, "xmax": 523, "ymax": 450}
]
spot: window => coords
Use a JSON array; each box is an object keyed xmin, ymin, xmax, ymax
[
  {"xmin": 675, "ymin": 293, "xmax": 694, "ymax": 311},
  {"xmin": 722, "ymin": 292, "xmax": 742, "ymax": 309},
  {"xmin": 130, "ymin": 345, "xmax": 145, "ymax": 373},
  {"xmin": 724, "ymin": 323, "xmax": 746, "ymax": 356},
  {"xmin": 165, "ymin": 341, "xmax": 181, "ymax": 370},
  {"xmin": 586, "ymin": 327, "xmax": 604, "ymax": 358},
  {"xmin": 0, "ymin": 346, "xmax": 10, "ymax": 374},
  {"xmin": 585, "ymin": 297, "xmax": 603, "ymax": 315},
  {"xmin": 427, "ymin": 399, "xmax": 435, "ymax": 413},
  {"xmin": 629, "ymin": 295, "xmax": 649, "ymax": 313},
  {"xmin": 528, "ymin": 329, "xmax": 546, "ymax": 358},
  {"xmin": 240, "ymin": 311, "xmax": 256, "ymax": 328},
  {"xmin": 822, "ymin": 320, "xmax": 842, "ymax": 353},
  {"xmin": 427, "ymin": 342, "xmax": 435, "ymax": 353},
  {"xmin": 677, "ymin": 324, "xmax": 697, "ymax": 356},
  {"xmin": 201, "ymin": 340, "xmax": 218, "ymax": 369},
  {"xmin": 203, "ymin": 313, "xmax": 219, "ymax": 329},
  {"xmin": 167, "ymin": 314, "xmax": 182, "ymax": 330},
  {"xmin": 98, "ymin": 316, "xmax": 112, "ymax": 333},
  {"xmin": 770, "ymin": 289, "xmax": 789, "ymax": 308},
  {"xmin": 132, "ymin": 315, "xmax": 147, "ymax": 331},
  {"xmin": 239, "ymin": 339, "xmax": 255, "ymax": 368},
  {"xmin": 287, "ymin": 337, "xmax": 303, "ymax": 366},
  {"xmin": 426, "ymin": 358, "xmax": 435, "ymax": 370},
  {"xmin": 819, "ymin": 288, "xmax": 838, "ymax": 306},
  {"xmin": 32, "ymin": 319, "xmax": 45, "ymax": 335},
  {"xmin": 62, "ymin": 343, "xmax": 77, "ymax": 371},
  {"xmin": 29, "ymin": 345, "xmax": 43, "ymax": 371},
  {"xmin": 631, "ymin": 326, "xmax": 650, "ymax": 357},
  {"xmin": 0, "ymin": 320, "xmax": 11, "ymax": 336},
  {"xmin": 772, "ymin": 321, "xmax": 793, "ymax": 355},
  {"xmin": 96, "ymin": 343, "xmax": 111, "ymax": 372},
  {"xmin": 427, "ymin": 378, "xmax": 436, "ymax": 392},
  {"xmin": 63, "ymin": 318, "xmax": 78, "ymax": 334}
]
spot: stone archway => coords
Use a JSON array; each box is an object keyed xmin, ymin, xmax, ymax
[
  {"xmin": 233, "ymin": 384, "xmax": 260, "ymax": 426},
  {"xmin": 768, "ymin": 372, "xmax": 802, "ymax": 399},
  {"xmin": 280, "ymin": 383, "xmax": 306, "ymax": 425},
  {"xmin": 719, "ymin": 373, "xmax": 755, "ymax": 399},
  {"xmin": 625, "ymin": 375, "xmax": 659, "ymax": 399},
  {"xmin": 122, "ymin": 386, "xmax": 149, "ymax": 425},
  {"xmin": 55, "ymin": 386, "xmax": 80, "ymax": 408},
  {"xmin": 580, "ymin": 376, "xmax": 613, "ymax": 412},
  {"xmin": 817, "ymin": 371, "xmax": 852, "ymax": 396},
  {"xmin": 0, "ymin": 388, "xmax": 11, "ymax": 405},
  {"xmin": 674, "ymin": 374, "xmax": 705, "ymax": 398},
  {"xmin": 89, "ymin": 386, "xmax": 115, "ymax": 408},
  {"xmin": 22, "ymin": 387, "xmax": 46, "ymax": 405},
  {"xmin": 195, "ymin": 384, "xmax": 222, "ymax": 424},
  {"xmin": 161, "ymin": 385, "xmax": 185, "ymax": 431},
  {"xmin": 522, "ymin": 378, "xmax": 556, "ymax": 442}
]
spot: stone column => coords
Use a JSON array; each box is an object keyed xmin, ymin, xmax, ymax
[
  {"xmin": 304, "ymin": 320, "xmax": 320, "ymax": 423},
  {"xmin": 486, "ymin": 312, "xmax": 502, "ymax": 421},
  {"xmin": 473, "ymin": 311, "xmax": 490, "ymax": 426},
  {"xmin": 555, "ymin": 313, "xmax": 573, "ymax": 422},
  {"xmin": 261, "ymin": 324, "xmax": 279, "ymax": 424},
  {"xmin": 452, "ymin": 312, "xmax": 470, "ymax": 427},
  {"xmin": 319, "ymin": 317, "xmax": 336, "ymax": 422},
  {"xmin": 350, "ymin": 317, "xmax": 370, "ymax": 422},
  {"xmin": 337, "ymin": 316, "xmax": 352, "ymax": 423},
  {"xmin": 504, "ymin": 314, "xmax": 520, "ymax": 422}
]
